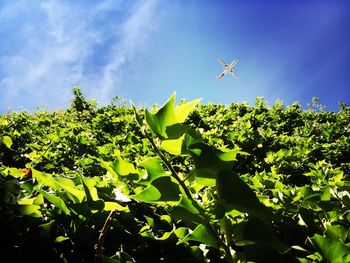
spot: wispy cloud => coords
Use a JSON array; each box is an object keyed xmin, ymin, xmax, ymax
[
  {"xmin": 0, "ymin": 0, "xmax": 159, "ymax": 111},
  {"xmin": 91, "ymin": 0, "xmax": 159, "ymax": 103}
]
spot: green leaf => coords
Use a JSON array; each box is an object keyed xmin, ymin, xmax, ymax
[
  {"xmin": 80, "ymin": 175, "xmax": 97, "ymax": 203},
  {"xmin": 6, "ymin": 167, "xmax": 28, "ymax": 178},
  {"xmin": 161, "ymin": 132, "xmax": 202, "ymax": 156},
  {"xmin": 38, "ymin": 189, "xmax": 70, "ymax": 215},
  {"xmin": 139, "ymin": 157, "xmax": 167, "ymax": 183},
  {"xmin": 174, "ymin": 98, "xmax": 201, "ymax": 123},
  {"xmin": 131, "ymin": 176, "xmax": 181, "ymax": 202},
  {"xmin": 160, "ymin": 136, "xmax": 184, "ymax": 156},
  {"xmin": 217, "ymin": 171, "xmax": 273, "ymax": 219},
  {"xmin": 47, "ymin": 133, "xmax": 60, "ymax": 142},
  {"xmin": 55, "ymin": 180, "xmax": 85, "ymax": 202},
  {"xmin": 131, "ymin": 102, "xmax": 144, "ymax": 126},
  {"xmin": 112, "ymin": 151, "xmax": 136, "ymax": 176},
  {"xmin": 18, "ymin": 204, "xmax": 42, "ymax": 217},
  {"xmin": 145, "ymin": 92, "xmax": 178, "ymax": 138},
  {"xmin": 324, "ymin": 224, "xmax": 348, "ymax": 243},
  {"xmin": 69, "ymin": 200, "xmax": 104, "ymax": 216},
  {"xmin": 104, "ymin": 201, "xmax": 129, "ymax": 212},
  {"xmin": 194, "ymin": 177, "xmax": 216, "ymax": 187},
  {"xmin": 310, "ymin": 234, "xmax": 350, "ymax": 263},
  {"xmin": 177, "ymin": 224, "xmax": 219, "ymax": 248},
  {"xmin": 320, "ymin": 185, "xmax": 331, "ymax": 201},
  {"xmin": 56, "ymin": 177, "xmax": 77, "ymax": 188},
  {"xmin": 32, "ymin": 169, "xmax": 60, "ymax": 190},
  {"xmin": 97, "ymin": 159, "xmax": 119, "ymax": 178},
  {"xmin": 0, "ymin": 118, "xmax": 9, "ymax": 126},
  {"xmin": 145, "ymin": 93, "xmax": 199, "ymax": 139},
  {"xmin": 2, "ymin": 135, "xmax": 12, "ymax": 149},
  {"xmin": 171, "ymin": 195, "xmax": 204, "ymax": 224},
  {"xmin": 17, "ymin": 196, "xmax": 37, "ymax": 205},
  {"xmin": 173, "ymin": 227, "xmax": 189, "ymax": 239},
  {"xmin": 160, "ymin": 215, "xmax": 172, "ymax": 225},
  {"xmin": 55, "ymin": 236, "xmax": 70, "ymax": 243},
  {"xmin": 165, "ymin": 123, "xmax": 191, "ymax": 140},
  {"xmin": 187, "ymin": 143, "xmax": 239, "ymax": 179},
  {"xmin": 39, "ymin": 220, "xmax": 55, "ymax": 239},
  {"xmin": 241, "ymin": 217, "xmax": 288, "ymax": 253}
]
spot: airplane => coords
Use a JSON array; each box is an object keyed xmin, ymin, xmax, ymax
[{"xmin": 216, "ymin": 58, "xmax": 238, "ymax": 79}]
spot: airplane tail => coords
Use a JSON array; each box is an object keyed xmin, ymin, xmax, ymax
[{"xmin": 216, "ymin": 73, "xmax": 224, "ymax": 80}]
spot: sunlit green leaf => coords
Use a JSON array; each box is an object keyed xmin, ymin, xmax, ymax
[
  {"xmin": 160, "ymin": 215, "xmax": 172, "ymax": 225},
  {"xmin": 104, "ymin": 201, "xmax": 129, "ymax": 212},
  {"xmin": 112, "ymin": 151, "xmax": 136, "ymax": 176},
  {"xmin": 131, "ymin": 176, "xmax": 181, "ymax": 202},
  {"xmin": 144, "ymin": 92, "xmax": 198, "ymax": 139},
  {"xmin": 56, "ymin": 177, "xmax": 76, "ymax": 188},
  {"xmin": 174, "ymin": 98, "xmax": 201, "ymax": 123},
  {"xmin": 80, "ymin": 175, "xmax": 99, "ymax": 202},
  {"xmin": 47, "ymin": 133, "xmax": 60, "ymax": 142},
  {"xmin": 6, "ymin": 167, "xmax": 27, "ymax": 178},
  {"xmin": 324, "ymin": 224, "xmax": 348, "ymax": 243},
  {"xmin": 55, "ymin": 236, "xmax": 70, "ymax": 243},
  {"xmin": 56, "ymin": 180, "xmax": 85, "ymax": 202},
  {"xmin": 0, "ymin": 118, "xmax": 9, "ymax": 126},
  {"xmin": 18, "ymin": 204, "xmax": 42, "ymax": 217},
  {"xmin": 17, "ymin": 194, "xmax": 44, "ymax": 205},
  {"xmin": 161, "ymin": 136, "xmax": 184, "ymax": 155},
  {"xmin": 32, "ymin": 169, "xmax": 60, "ymax": 190},
  {"xmin": 145, "ymin": 92, "xmax": 177, "ymax": 138},
  {"xmin": 2, "ymin": 135, "xmax": 12, "ymax": 149},
  {"xmin": 37, "ymin": 189, "xmax": 70, "ymax": 215},
  {"xmin": 311, "ymin": 234, "xmax": 350, "ymax": 263},
  {"xmin": 98, "ymin": 159, "xmax": 119, "ymax": 178}
]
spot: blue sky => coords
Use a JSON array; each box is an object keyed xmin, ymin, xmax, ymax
[{"xmin": 0, "ymin": 0, "xmax": 349, "ymax": 113}]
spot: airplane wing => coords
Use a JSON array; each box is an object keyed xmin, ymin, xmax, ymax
[
  {"xmin": 229, "ymin": 69, "xmax": 238, "ymax": 78},
  {"xmin": 229, "ymin": 60, "xmax": 238, "ymax": 67},
  {"xmin": 218, "ymin": 59, "xmax": 227, "ymax": 67}
]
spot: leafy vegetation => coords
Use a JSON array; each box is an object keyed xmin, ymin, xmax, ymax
[{"xmin": 1, "ymin": 87, "xmax": 350, "ymax": 262}]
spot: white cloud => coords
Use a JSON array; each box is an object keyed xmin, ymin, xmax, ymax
[
  {"xmin": 0, "ymin": 0, "xmax": 159, "ymax": 111},
  {"xmin": 91, "ymin": 0, "xmax": 159, "ymax": 103}
]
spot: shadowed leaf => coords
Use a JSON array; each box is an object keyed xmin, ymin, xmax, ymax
[
  {"xmin": 177, "ymin": 224, "xmax": 219, "ymax": 248},
  {"xmin": 217, "ymin": 171, "xmax": 273, "ymax": 219}
]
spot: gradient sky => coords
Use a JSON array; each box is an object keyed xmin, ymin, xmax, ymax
[{"xmin": 0, "ymin": 0, "xmax": 349, "ymax": 113}]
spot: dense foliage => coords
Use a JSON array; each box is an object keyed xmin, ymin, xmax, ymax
[{"xmin": 1, "ymin": 87, "xmax": 350, "ymax": 262}]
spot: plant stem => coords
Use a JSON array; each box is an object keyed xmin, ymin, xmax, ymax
[
  {"xmin": 133, "ymin": 107, "xmax": 233, "ymax": 261},
  {"xmin": 142, "ymin": 131, "xmax": 193, "ymax": 200},
  {"xmin": 206, "ymin": 224, "xmax": 233, "ymax": 263},
  {"xmin": 95, "ymin": 209, "xmax": 118, "ymax": 260},
  {"xmin": 142, "ymin": 130, "xmax": 233, "ymax": 262}
]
